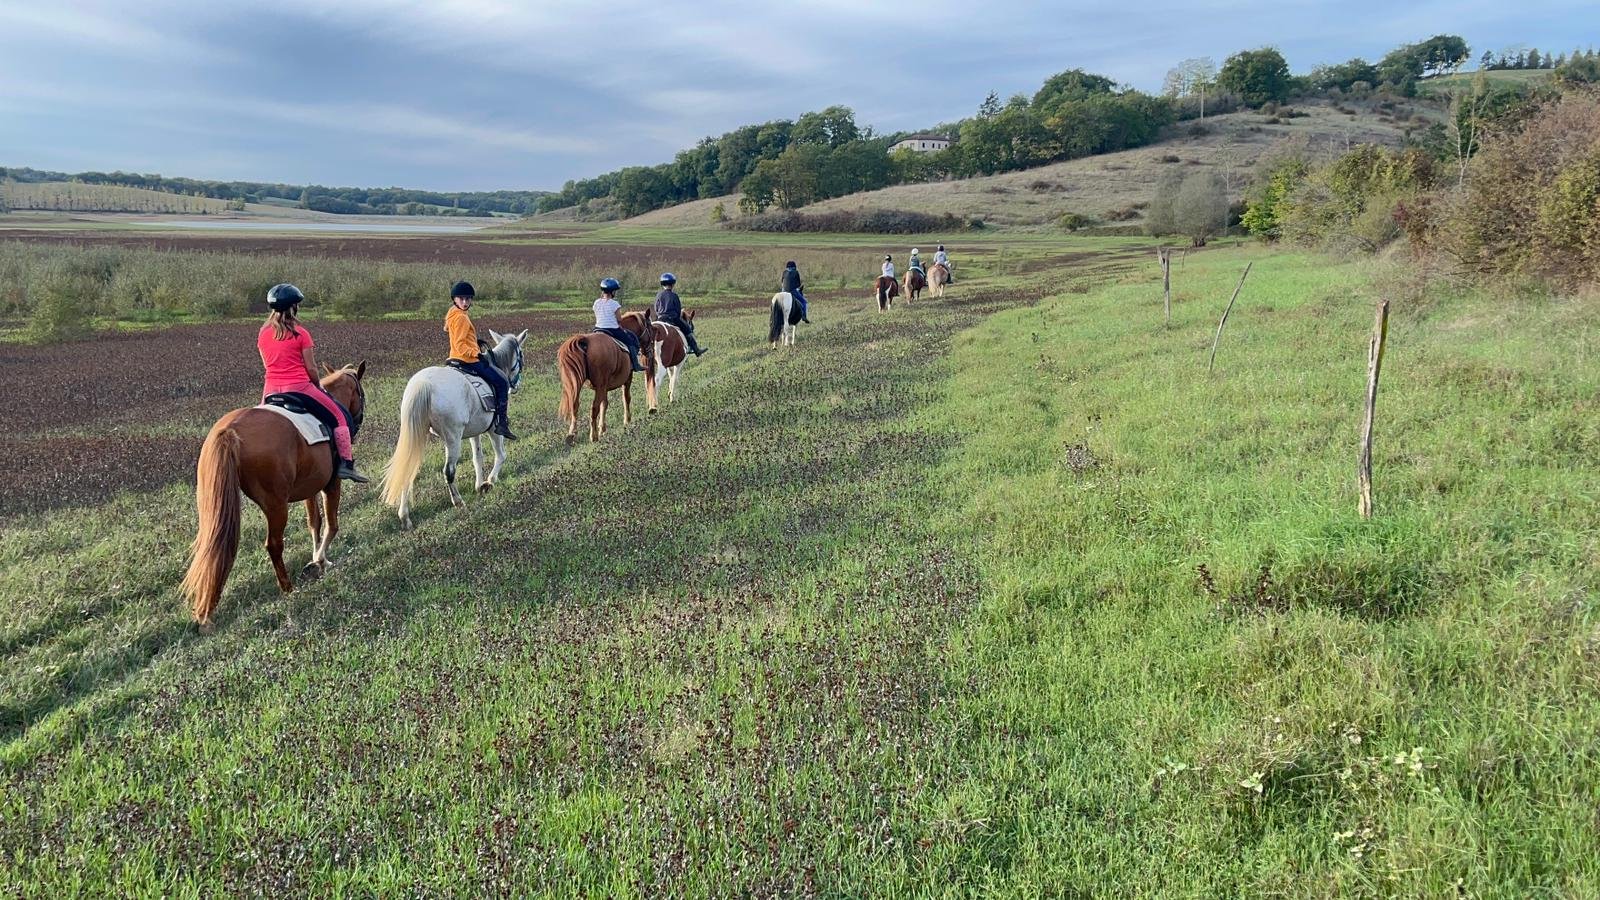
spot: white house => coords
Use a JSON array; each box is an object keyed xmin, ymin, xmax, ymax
[{"xmin": 889, "ymin": 134, "xmax": 951, "ymax": 154}]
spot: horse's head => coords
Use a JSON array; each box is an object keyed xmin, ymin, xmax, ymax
[
  {"xmin": 320, "ymin": 360, "xmax": 368, "ymax": 437},
  {"xmin": 683, "ymin": 309, "xmax": 696, "ymax": 324},
  {"xmin": 486, "ymin": 329, "xmax": 528, "ymax": 393},
  {"xmin": 621, "ymin": 311, "xmax": 656, "ymax": 361}
]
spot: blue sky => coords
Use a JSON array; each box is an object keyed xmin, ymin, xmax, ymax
[{"xmin": 0, "ymin": 1, "xmax": 1592, "ymax": 191}]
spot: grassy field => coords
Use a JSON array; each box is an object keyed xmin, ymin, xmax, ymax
[
  {"xmin": 1, "ymin": 182, "xmax": 233, "ymax": 215},
  {"xmin": 2, "ymin": 235, "xmax": 1597, "ymax": 894}
]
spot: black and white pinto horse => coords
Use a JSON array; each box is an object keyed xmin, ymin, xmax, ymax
[{"xmin": 768, "ymin": 292, "xmax": 801, "ymax": 348}]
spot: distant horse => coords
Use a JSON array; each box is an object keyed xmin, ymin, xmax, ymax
[
  {"xmin": 768, "ymin": 292, "xmax": 801, "ymax": 348},
  {"xmin": 181, "ymin": 362, "xmax": 368, "ymax": 628},
  {"xmin": 380, "ymin": 330, "xmax": 527, "ymax": 530},
  {"xmin": 903, "ymin": 268, "xmax": 926, "ymax": 302},
  {"xmin": 558, "ymin": 311, "xmax": 653, "ymax": 443},
  {"xmin": 929, "ymin": 262, "xmax": 950, "ymax": 298},
  {"xmin": 643, "ymin": 310, "xmax": 693, "ymax": 412},
  {"xmin": 875, "ymin": 275, "xmax": 900, "ymax": 311}
]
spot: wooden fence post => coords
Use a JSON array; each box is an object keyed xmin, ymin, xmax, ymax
[
  {"xmin": 1358, "ymin": 299, "xmax": 1391, "ymax": 519},
  {"xmin": 1207, "ymin": 261, "xmax": 1253, "ymax": 374},
  {"xmin": 1158, "ymin": 248, "xmax": 1172, "ymax": 326}
]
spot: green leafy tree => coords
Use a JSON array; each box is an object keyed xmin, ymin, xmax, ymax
[
  {"xmin": 1218, "ymin": 48, "xmax": 1292, "ymax": 108},
  {"xmin": 1241, "ymin": 158, "xmax": 1309, "ymax": 240}
]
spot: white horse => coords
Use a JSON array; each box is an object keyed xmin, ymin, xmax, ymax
[
  {"xmin": 380, "ymin": 329, "xmax": 526, "ymax": 529},
  {"xmin": 768, "ymin": 292, "xmax": 799, "ymax": 348}
]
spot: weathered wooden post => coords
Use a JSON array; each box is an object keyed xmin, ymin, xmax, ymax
[
  {"xmin": 1158, "ymin": 247, "xmax": 1173, "ymax": 326},
  {"xmin": 1358, "ymin": 299, "xmax": 1390, "ymax": 519},
  {"xmin": 1207, "ymin": 261, "xmax": 1253, "ymax": 374}
]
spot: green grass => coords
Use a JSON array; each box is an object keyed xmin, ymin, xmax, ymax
[{"xmin": 3, "ymin": 240, "xmax": 1598, "ymax": 894}]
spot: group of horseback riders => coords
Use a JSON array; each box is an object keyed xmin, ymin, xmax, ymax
[{"xmin": 881, "ymin": 244, "xmax": 952, "ymax": 283}]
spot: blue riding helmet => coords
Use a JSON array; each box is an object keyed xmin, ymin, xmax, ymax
[
  {"xmin": 659, "ymin": 272, "xmax": 677, "ymax": 285},
  {"xmin": 600, "ymin": 277, "xmax": 621, "ymax": 293},
  {"xmin": 266, "ymin": 283, "xmax": 304, "ymax": 311}
]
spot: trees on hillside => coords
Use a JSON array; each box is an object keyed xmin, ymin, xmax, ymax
[
  {"xmin": 1376, "ymin": 34, "xmax": 1470, "ymax": 93},
  {"xmin": 1218, "ymin": 48, "xmax": 1291, "ymax": 107}
]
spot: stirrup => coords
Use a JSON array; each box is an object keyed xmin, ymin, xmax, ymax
[{"xmin": 337, "ymin": 460, "xmax": 370, "ymax": 484}]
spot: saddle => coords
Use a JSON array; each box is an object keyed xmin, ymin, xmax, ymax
[
  {"xmin": 589, "ymin": 329, "xmax": 634, "ymax": 355},
  {"xmin": 445, "ymin": 360, "xmax": 496, "ymax": 412},
  {"xmin": 260, "ymin": 393, "xmax": 336, "ymax": 445}
]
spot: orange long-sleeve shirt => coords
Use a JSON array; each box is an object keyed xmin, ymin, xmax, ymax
[{"xmin": 446, "ymin": 306, "xmax": 479, "ymax": 362}]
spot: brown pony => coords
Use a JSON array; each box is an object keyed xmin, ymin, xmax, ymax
[
  {"xmin": 929, "ymin": 262, "xmax": 950, "ymax": 297},
  {"xmin": 875, "ymin": 275, "xmax": 900, "ymax": 311},
  {"xmin": 181, "ymin": 363, "xmax": 367, "ymax": 628},
  {"xmin": 642, "ymin": 311, "xmax": 691, "ymax": 413},
  {"xmin": 557, "ymin": 311, "xmax": 653, "ymax": 444},
  {"xmin": 903, "ymin": 268, "xmax": 926, "ymax": 302}
]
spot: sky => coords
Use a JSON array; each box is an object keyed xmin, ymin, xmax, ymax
[{"xmin": 0, "ymin": 1, "xmax": 1593, "ymax": 192}]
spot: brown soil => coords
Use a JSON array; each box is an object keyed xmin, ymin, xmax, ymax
[{"xmin": 0, "ymin": 230, "xmax": 748, "ymax": 268}]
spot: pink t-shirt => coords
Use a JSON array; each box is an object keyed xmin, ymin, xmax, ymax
[{"xmin": 258, "ymin": 323, "xmax": 314, "ymax": 392}]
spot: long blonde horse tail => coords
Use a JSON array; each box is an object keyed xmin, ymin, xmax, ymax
[
  {"xmin": 380, "ymin": 376, "xmax": 432, "ymax": 509},
  {"xmin": 181, "ymin": 423, "xmax": 243, "ymax": 625},
  {"xmin": 557, "ymin": 337, "xmax": 588, "ymax": 425}
]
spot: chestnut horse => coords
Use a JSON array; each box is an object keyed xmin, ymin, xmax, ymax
[
  {"xmin": 929, "ymin": 262, "xmax": 950, "ymax": 298},
  {"xmin": 903, "ymin": 268, "xmax": 926, "ymax": 302},
  {"xmin": 557, "ymin": 311, "xmax": 653, "ymax": 444},
  {"xmin": 875, "ymin": 275, "xmax": 900, "ymax": 311},
  {"xmin": 643, "ymin": 311, "xmax": 692, "ymax": 412},
  {"xmin": 181, "ymin": 363, "xmax": 367, "ymax": 628}
]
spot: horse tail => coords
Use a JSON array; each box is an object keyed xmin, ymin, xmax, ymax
[
  {"xmin": 380, "ymin": 376, "xmax": 432, "ymax": 509},
  {"xmin": 558, "ymin": 337, "xmax": 587, "ymax": 422},
  {"xmin": 768, "ymin": 294, "xmax": 786, "ymax": 344},
  {"xmin": 181, "ymin": 423, "xmax": 243, "ymax": 625}
]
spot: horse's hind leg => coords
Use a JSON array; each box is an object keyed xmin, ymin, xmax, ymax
[
  {"xmin": 590, "ymin": 391, "xmax": 604, "ymax": 442},
  {"xmin": 263, "ymin": 497, "xmax": 293, "ymax": 594},
  {"xmin": 668, "ymin": 365, "xmax": 679, "ymax": 403},
  {"xmin": 623, "ymin": 381, "xmax": 633, "ymax": 426},
  {"xmin": 443, "ymin": 431, "xmax": 466, "ymax": 508},
  {"xmin": 484, "ymin": 433, "xmax": 506, "ymax": 491}
]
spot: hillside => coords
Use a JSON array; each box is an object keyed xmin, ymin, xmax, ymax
[
  {"xmin": 623, "ymin": 98, "xmax": 1441, "ymax": 229},
  {"xmin": 1, "ymin": 182, "xmax": 232, "ymax": 215}
]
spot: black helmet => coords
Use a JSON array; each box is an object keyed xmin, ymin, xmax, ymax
[
  {"xmin": 659, "ymin": 272, "xmax": 676, "ymax": 285},
  {"xmin": 937, "ymin": 245, "xmax": 945, "ymax": 251},
  {"xmin": 786, "ymin": 260, "xmax": 797, "ymax": 268},
  {"xmin": 451, "ymin": 280, "xmax": 475, "ymax": 299},
  {"xmin": 884, "ymin": 255, "xmax": 892, "ymax": 260},
  {"xmin": 266, "ymin": 283, "xmax": 304, "ymax": 312}
]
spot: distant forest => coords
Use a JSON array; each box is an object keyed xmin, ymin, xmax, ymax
[{"xmin": 0, "ymin": 167, "xmax": 547, "ymax": 217}]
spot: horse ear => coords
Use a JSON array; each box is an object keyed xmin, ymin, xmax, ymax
[
  {"xmin": 321, "ymin": 363, "xmax": 335, "ymax": 376},
  {"xmin": 356, "ymin": 360, "xmax": 367, "ymax": 380},
  {"xmin": 516, "ymin": 328, "xmax": 528, "ymax": 344},
  {"xmin": 488, "ymin": 329, "xmax": 504, "ymax": 343}
]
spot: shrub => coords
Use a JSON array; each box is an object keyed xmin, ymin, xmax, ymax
[
  {"xmin": 708, "ymin": 201, "xmax": 727, "ymax": 224},
  {"xmin": 1159, "ymin": 154, "xmax": 1182, "ymax": 164},
  {"xmin": 1280, "ymin": 144, "xmax": 1437, "ymax": 252},
  {"xmin": 26, "ymin": 270, "xmax": 96, "ymax": 343},
  {"xmin": 1057, "ymin": 212, "xmax": 1096, "ymax": 231},
  {"xmin": 1148, "ymin": 171, "xmax": 1229, "ymax": 246},
  {"xmin": 725, "ymin": 208, "xmax": 973, "ymax": 234}
]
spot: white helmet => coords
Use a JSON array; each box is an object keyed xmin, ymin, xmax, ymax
[{"xmin": 911, "ymin": 248, "xmax": 919, "ymax": 255}]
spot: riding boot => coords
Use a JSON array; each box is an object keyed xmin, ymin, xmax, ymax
[
  {"xmin": 336, "ymin": 458, "xmax": 370, "ymax": 483},
  {"xmin": 686, "ymin": 332, "xmax": 707, "ymax": 356},
  {"xmin": 492, "ymin": 405, "xmax": 520, "ymax": 441},
  {"xmin": 630, "ymin": 348, "xmax": 647, "ymax": 372}
]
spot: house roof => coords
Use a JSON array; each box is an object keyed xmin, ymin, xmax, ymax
[{"xmin": 895, "ymin": 133, "xmax": 951, "ymax": 143}]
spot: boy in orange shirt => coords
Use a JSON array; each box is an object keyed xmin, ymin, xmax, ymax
[{"xmin": 446, "ymin": 281, "xmax": 517, "ymax": 441}]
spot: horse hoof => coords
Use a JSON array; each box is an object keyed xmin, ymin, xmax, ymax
[
  {"xmin": 197, "ymin": 620, "xmax": 216, "ymax": 636},
  {"xmin": 565, "ymin": 435, "xmax": 575, "ymax": 447},
  {"xmin": 477, "ymin": 482, "xmax": 492, "ymax": 494},
  {"xmin": 301, "ymin": 562, "xmax": 323, "ymax": 580},
  {"xmin": 649, "ymin": 408, "xmax": 657, "ymax": 415},
  {"xmin": 400, "ymin": 518, "xmax": 414, "ymax": 531}
]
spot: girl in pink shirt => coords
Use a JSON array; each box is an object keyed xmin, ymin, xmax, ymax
[{"xmin": 258, "ymin": 284, "xmax": 367, "ymax": 483}]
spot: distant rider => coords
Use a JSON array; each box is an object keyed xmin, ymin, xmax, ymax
[
  {"xmin": 594, "ymin": 278, "xmax": 648, "ymax": 373},
  {"xmin": 258, "ymin": 283, "xmax": 368, "ymax": 482},
  {"xmin": 445, "ymin": 281, "xmax": 518, "ymax": 441},
  {"xmin": 882, "ymin": 255, "xmax": 896, "ymax": 280},
  {"xmin": 652, "ymin": 273, "xmax": 706, "ymax": 356},
  {"xmin": 908, "ymin": 248, "xmax": 923, "ymax": 275},
  {"xmin": 780, "ymin": 260, "xmax": 809, "ymax": 323},
  {"xmin": 934, "ymin": 244, "xmax": 952, "ymax": 283}
]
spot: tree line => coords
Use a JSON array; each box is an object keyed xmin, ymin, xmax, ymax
[{"xmin": 0, "ymin": 167, "xmax": 547, "ymax": 216}]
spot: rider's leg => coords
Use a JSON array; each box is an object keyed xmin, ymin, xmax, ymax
[
  {"xmin": 796, "ymin": 290, "xmax": 809, "ymax": 322},
  {"xmin": 680, "ymin": 318, "xmax": 706, "ymax": 355},
  {"xmin": 472, "ymin": 361, "xmax": 519, "ymax": 441},
  {"xmin": 621, "ymin": 330, "xmax": 646, "ymax": 371},
  {"xmin": 302, "ymin": 384, "xmax": 367, "ymax": 482}
]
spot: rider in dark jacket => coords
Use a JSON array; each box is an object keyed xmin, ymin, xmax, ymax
[
  {"xmin": 651, "ymin": 273, "xmax": 706, "ymax": 356},
  {"xmin": 780, "ymin": 261, "xmax": 809, "ymax": 323}
]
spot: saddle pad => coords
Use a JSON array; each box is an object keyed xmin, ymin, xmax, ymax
[
  {"xmin": 256, "ymin": 404, "xmax": 331, "ymax": 444},
  {"xmin": 462, "ymin": 373, "xmax": 495, "ymax": 412}
]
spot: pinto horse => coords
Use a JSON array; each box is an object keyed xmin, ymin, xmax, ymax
[
  {"xmin": 643, "ymin": 311, "xmax": 692, "ymax": 412},
  {"xmin": 181, "ymin": 363, "xmax": 367, "ymax": 627},
  {"xmin": 903, "ymin": 268, "xmax": 927, "ymax": 302},
  {"xmin": 929, "ymin": 262, "xmax": 950, "ymax": 298},
  {"xmin": 768, "ymin": 292, "xmax": 800, "ymax": 348},
  {"xmin": 875, "ymin": 275, "xmax": 900, "ymax": 311},
  {"xmin": 558, "ymin": 311, "xmax": 653, "ymax": 444}
]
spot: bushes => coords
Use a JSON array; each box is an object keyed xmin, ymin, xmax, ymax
[
  {"xmin": 1147, "ymin": 171, "xmax": 1229, "ymax": 246},
  {"xmin": 1057, "ymin": 212, "xmax": 1096, "ymax": 231},
  {"xmin": 726, "ymin": 208, "xmax": 976, "ymax": 234},
  {"xmin": 1428, "ymin": 92, "xmax": 1600, "ymax": 283},
  {"xmin": 1252, "ymin": 145, "xmax": 1437, "ymax": 252}
]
